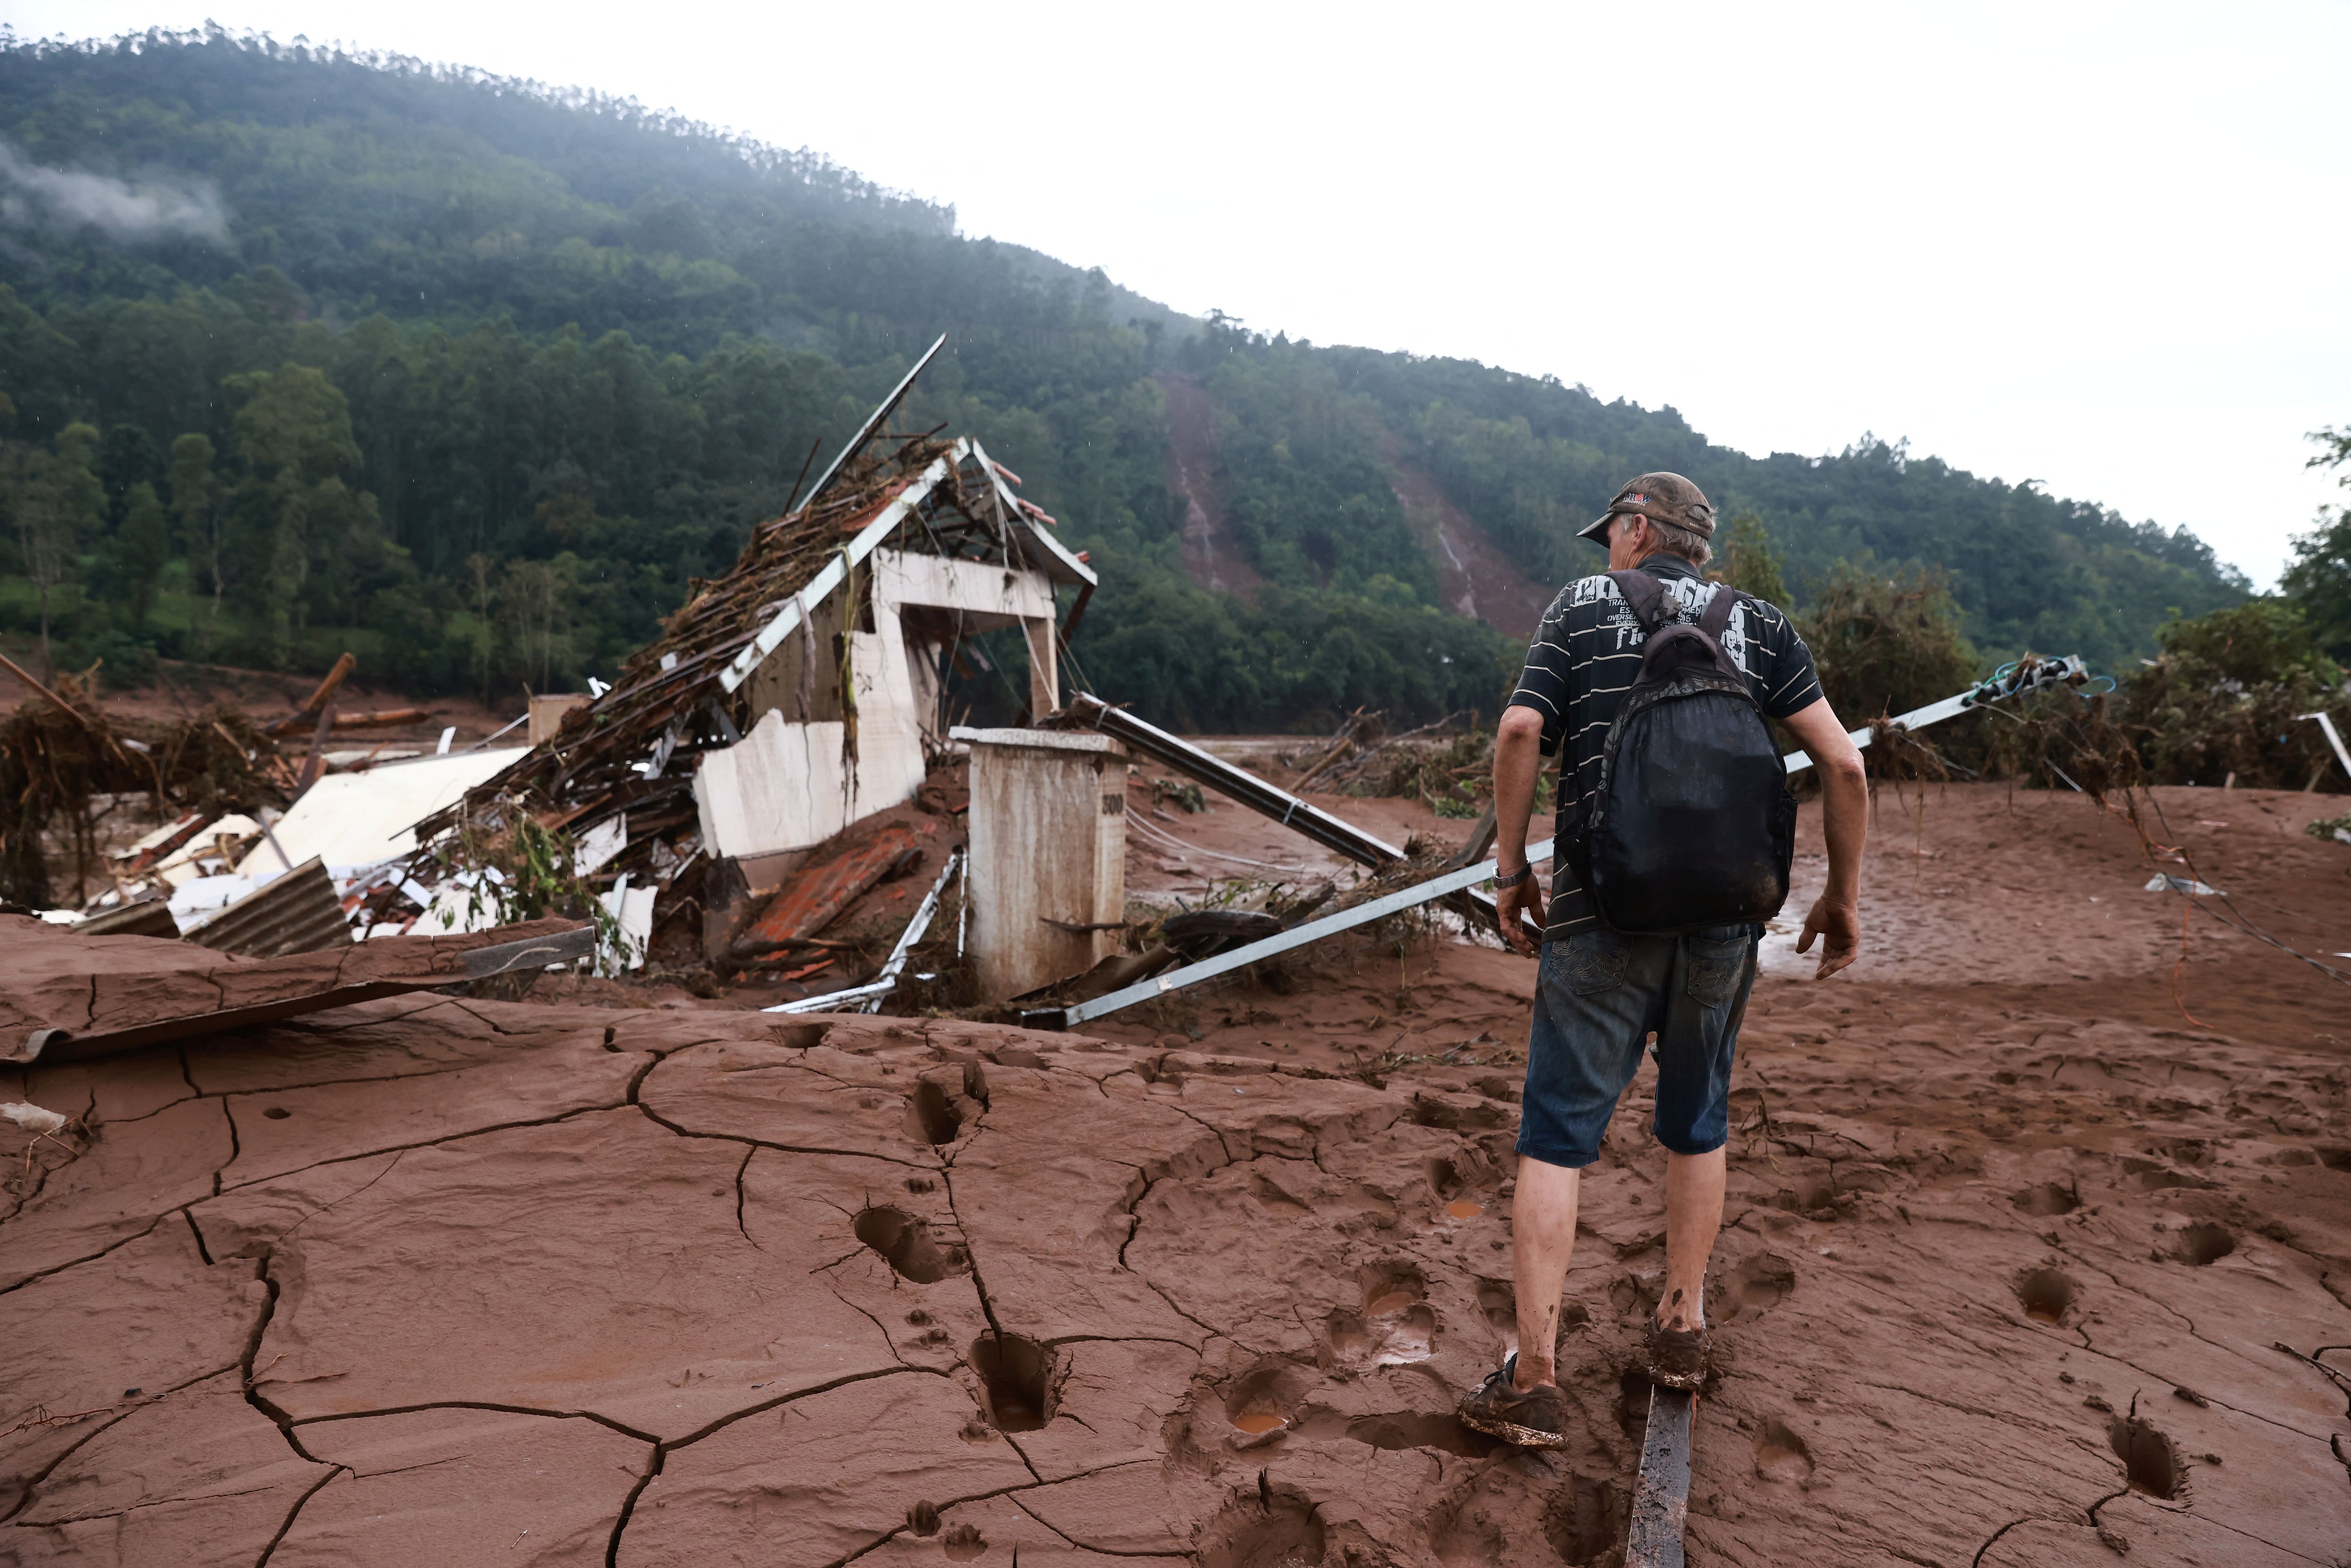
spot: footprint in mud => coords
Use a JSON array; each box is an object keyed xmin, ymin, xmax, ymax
[
  {"xmin": 2012, "ymin": 1181, "xmax": 2081, "ymax": 1217},
  {"xmin": 1345, "ymin": 1410, "xmax": 1496, "ymax": 1458},
  {"xmin": 1327, "ymin": 1264, "xmax": 1438, "ymax": 1369},
  {"xmin": 2172, "ymin": 1222, "xmax": 2235, "ymax": 1266},
  {"xmin": 1613, "ymin": 1369, "xmax": 1650, "ymax": 1442},
  {"xmin": 1773, "ymin": 1177, "xmax": 1840, "ymax": 1217},
  {"xmin": 1752, "ymin": 1418, "xmax": 1815, "ymax": 1482},
  {"xmin": 970, "ymin": 1334, "xmax": 1057, "ymax": 1432},
  {"xmin": 2122, "ymin": 1157, "xmax": 2214, "ymax": 1192},
  {"xmin": 1542, "ymin": 1474, "xmax": 1628, "ymax": 1567},
  {"xmin": 1426, "ymin": 1148, "xmax": 1503, "ymax": 1221},
  {"xmin": 2109, "ymin": 1412, "xmax": 2185, "ymax": 1499},
  {"xmin": 1715, "ymin": 1253, "xmax": 1795, "ymax": 1322},
  {"xmin": 853, "ymin": 1206, "xmax": 962, "ymax": 1284},
  {"xmin": 1248, "ymin": 1168, "xmax": 1314, "ymax": 1216},
  {"xmin": 906, "ymin": 1081, "xmax": 964, "ymax": 1146},
  {"xmin": 1222, "ymin": 1360, "xmax": 1315, "ymax": 1445},
  {"xmin": 1426, "ymin": 1493, "xmax": 1503, "ymax": 1567},
  {"xmin": 941, "ymin": 1522, "xmax": 987, "ymax": 1561},
  {"xmin": 2014, "ymin": 1266, "xmax": 2077, "ymax": 1325},
  {"xmin": 1196, "ymin": 1490, "xmax": 1325, "ymax": 1568}
]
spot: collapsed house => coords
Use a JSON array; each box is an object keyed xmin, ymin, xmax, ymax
[{"xmin": 399, "ymin": 347, "xmax": 1105, "ymax": 1001}]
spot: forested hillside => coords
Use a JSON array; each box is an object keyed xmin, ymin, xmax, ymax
[{"xmin": 0, "ymin": 28, "xmax": 2249, "ymax": 730}]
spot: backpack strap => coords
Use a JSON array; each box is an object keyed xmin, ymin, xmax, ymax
[
  {"xmin": 1609, "ymin": 569, "xmax": 1669, "ymax": 633},
  {"xmin": 1698, "ymin": 583, "xmax": 1741, "ymax": 641}
]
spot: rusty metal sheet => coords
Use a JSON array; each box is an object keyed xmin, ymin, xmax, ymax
[{"xmin": 181, "ymin": 856, "xmax": 353, "ymax": 958}]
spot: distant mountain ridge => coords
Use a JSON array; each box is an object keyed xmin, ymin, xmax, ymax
[{"xmin": 0, "ymin": 28, "xmax": 2246, "ymax": 727}]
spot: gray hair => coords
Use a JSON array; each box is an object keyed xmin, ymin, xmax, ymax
[{"xmin": 1642, "ymin": 516, "xmax": 1714, "ymax": 568}]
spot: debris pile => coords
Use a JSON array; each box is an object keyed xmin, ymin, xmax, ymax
[
  {"xmin": 389, "ymin": 350, "xmax": 1094, "ymax": 1010},
  {"xmin": 1279, "ymin": 709, "xmax": 1490, "ymax": 814}
]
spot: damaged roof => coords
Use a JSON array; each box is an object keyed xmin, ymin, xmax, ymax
[{"xmin": 431, "ymin": 385, "xmax": 1092, "ymax": 835}]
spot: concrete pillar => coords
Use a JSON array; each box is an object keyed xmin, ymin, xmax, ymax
[
  {"xmin": 957, "ymin": 728, "xmax": 1125, "ymax": 1001},
  {"xmin": 1023, "ymin": 617, "xmax": 1060, "ymax": 718}
]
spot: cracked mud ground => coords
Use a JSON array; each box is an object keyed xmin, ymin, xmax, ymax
[{"xmin": 5, "ymin": 784, "xmax": 2351, "ymax": 1567}]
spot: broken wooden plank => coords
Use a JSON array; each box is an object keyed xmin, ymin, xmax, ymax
[
  {"xmin": 732, "ymin": 820, "xmax": 931, "ymax": 955},
  {"xmin": 264, "ymin": 650, "xmax": 359, "ymax": 736},
  {"xmin": 1625, "ymin": 1386, "xmax": 1695, "ymax": 1568}
]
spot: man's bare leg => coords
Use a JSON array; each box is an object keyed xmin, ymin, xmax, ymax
[
  {"xmin": 1510, "ymin": 1154, "xmax": 1581, "ymax": 1390},
  {"xmin": 1657, "ymin": 1146, "xmax": 1726, "ymax": 1332}
]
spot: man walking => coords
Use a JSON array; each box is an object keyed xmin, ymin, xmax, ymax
[{"xmin": 1457, "ymin": 473, "xmax": 1870, "ymax": 1448}]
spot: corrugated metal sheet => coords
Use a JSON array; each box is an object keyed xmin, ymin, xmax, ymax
[
  {"xmin": 183, "ymin": 856, "xmax": 354, "ymax": 958},
  {"xmin": 77, "ymin": 898, "xmax": 181, "ymax": 939}
]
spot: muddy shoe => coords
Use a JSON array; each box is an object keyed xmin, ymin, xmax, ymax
[
  {"xmin": 1456, "ymin": 1354, "xmax": 1572, "ymax": 1449},
  {"xmin": 1642, "ymin": 1317, "xmax": 1711, "ymax": 1390}
]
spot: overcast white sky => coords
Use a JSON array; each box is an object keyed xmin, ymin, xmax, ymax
[{"xmin": 8, "ymin": 0, "xmax": 2346, "ymax": 585}]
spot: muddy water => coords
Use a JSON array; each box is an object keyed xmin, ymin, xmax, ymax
[
  {"xmin": 1444, "ymin": 1199, "xmax": 1483, "ymax": 1220},
  {"xmin": 1230, "ymin": 1412, "xmax": 1286, "ymax": 1435}
]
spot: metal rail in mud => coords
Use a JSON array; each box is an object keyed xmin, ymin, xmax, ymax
[
  {"xmin": 1026, "ymin": 837, "xmax": 1554, "ymax": 1030},
  {"xmin": 1055, "ymin": 692, "xmax": 1516, "ymax": 933},
  {"xmin": 1058, "ymin": 693, "xmax": 1407, "ymax": 867},
  {"xmin": 1626, "ymin": 1387, "xmax": 1695, "ymax": 1567},
  {"xmin": 1035, "ymin": 657, "xmax": 2096, "ymax": 1028},
  {"xmin": 1782, "ymin": 653, "xmax": 2091, "ymax": 775}
]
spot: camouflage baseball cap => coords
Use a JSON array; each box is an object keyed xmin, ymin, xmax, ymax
[{"xmin": 1576, "ymin": 473, "xmax": 1716, "ymax": 543}]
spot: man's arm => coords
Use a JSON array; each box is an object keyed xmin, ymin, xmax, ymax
[
  {"xmin": 1777, "ymin": 697, "xmax": 1867, "ymax": 978},
  {"xmin": 1491, "ymin": 705, "xmax": 1548, "ymax": 956}
]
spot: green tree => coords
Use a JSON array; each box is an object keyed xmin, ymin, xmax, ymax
[
  {"xmin": 168, "ymin": 432, "xmax": 226, "ymax": 637},
  {"xmin": 116, "ymin": 481, "xmax": 170, "ymax": 626},
  {"xmin": 224, "ymin": 364, "xmax": 381, "ymax": 668},
  {"xmin": 1714, "ymin": 512, "xmax": 1789, "ymax": 605},
  {"xmin": 2284, "ymin": 425, "xmax": 2351, "ymax": 662},
  {"xmin": 497, "ymin": 552, "xmax": 582, "ymax": 694},
  {"xmin": 1, "ymin": 425, "xmax": 105, "ymax": 670}
]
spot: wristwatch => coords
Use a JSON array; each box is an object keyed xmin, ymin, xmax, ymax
[{"xmin": 1493, "ymin": 863, "xmax": 1534, "ymax": 889}]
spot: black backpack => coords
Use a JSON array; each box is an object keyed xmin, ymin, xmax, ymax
[{"xmin": 1570, "ymin": 570, "xmax": 1797, "ymax": 935}]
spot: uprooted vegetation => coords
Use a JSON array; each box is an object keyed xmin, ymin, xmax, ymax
[
  {"xmin": 0, "ymin": 668, "xmax": 290, "ymax": 907},
  {"xmin": 1798, "ymin": 572, "xmax": 2347, "ymax": 795},
  {"xmin": 1277, "ymin": 711, "xmax": 1498, "ymax": 817}
]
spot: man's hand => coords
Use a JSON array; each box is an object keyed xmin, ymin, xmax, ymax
[
  {"xmin": 1496, "ymin": 871, "xmax": 1546, "ymax": 957},
  {"xmin": 1489, "ymin": 704, "xmax": 1551, "ymax": 959},
  {"xmin": 1779, "ymin": 697, "xmax": 1868, "ymax": 982},
  {"xmin": 1796, "ymin": 895, "xmax": 1859, "ymax": 979}
]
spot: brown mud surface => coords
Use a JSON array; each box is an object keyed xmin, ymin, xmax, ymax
[{"xmin": 5, "ymin": 783, "xmax": 2351, "ymax": 1566}]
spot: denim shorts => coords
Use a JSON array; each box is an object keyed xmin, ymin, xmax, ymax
[{"xmin": 1516, "ymin": 923, "xmax": 1758, "ymax": 1169}]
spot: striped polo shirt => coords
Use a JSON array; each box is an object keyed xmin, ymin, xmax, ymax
[{"xmin": 1506, "ymin": 553, "xmax": 1823, "ymax": 940}]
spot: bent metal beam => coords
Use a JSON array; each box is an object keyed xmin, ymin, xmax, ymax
[{"xmin": 1029, "ymin": 837, "xmax": 1555, "ymax": 1031}]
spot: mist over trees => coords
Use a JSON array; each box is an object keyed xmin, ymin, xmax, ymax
[{"xmin": 0, "ymin": 28, "xmax": 2262, "ymax": 729}]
